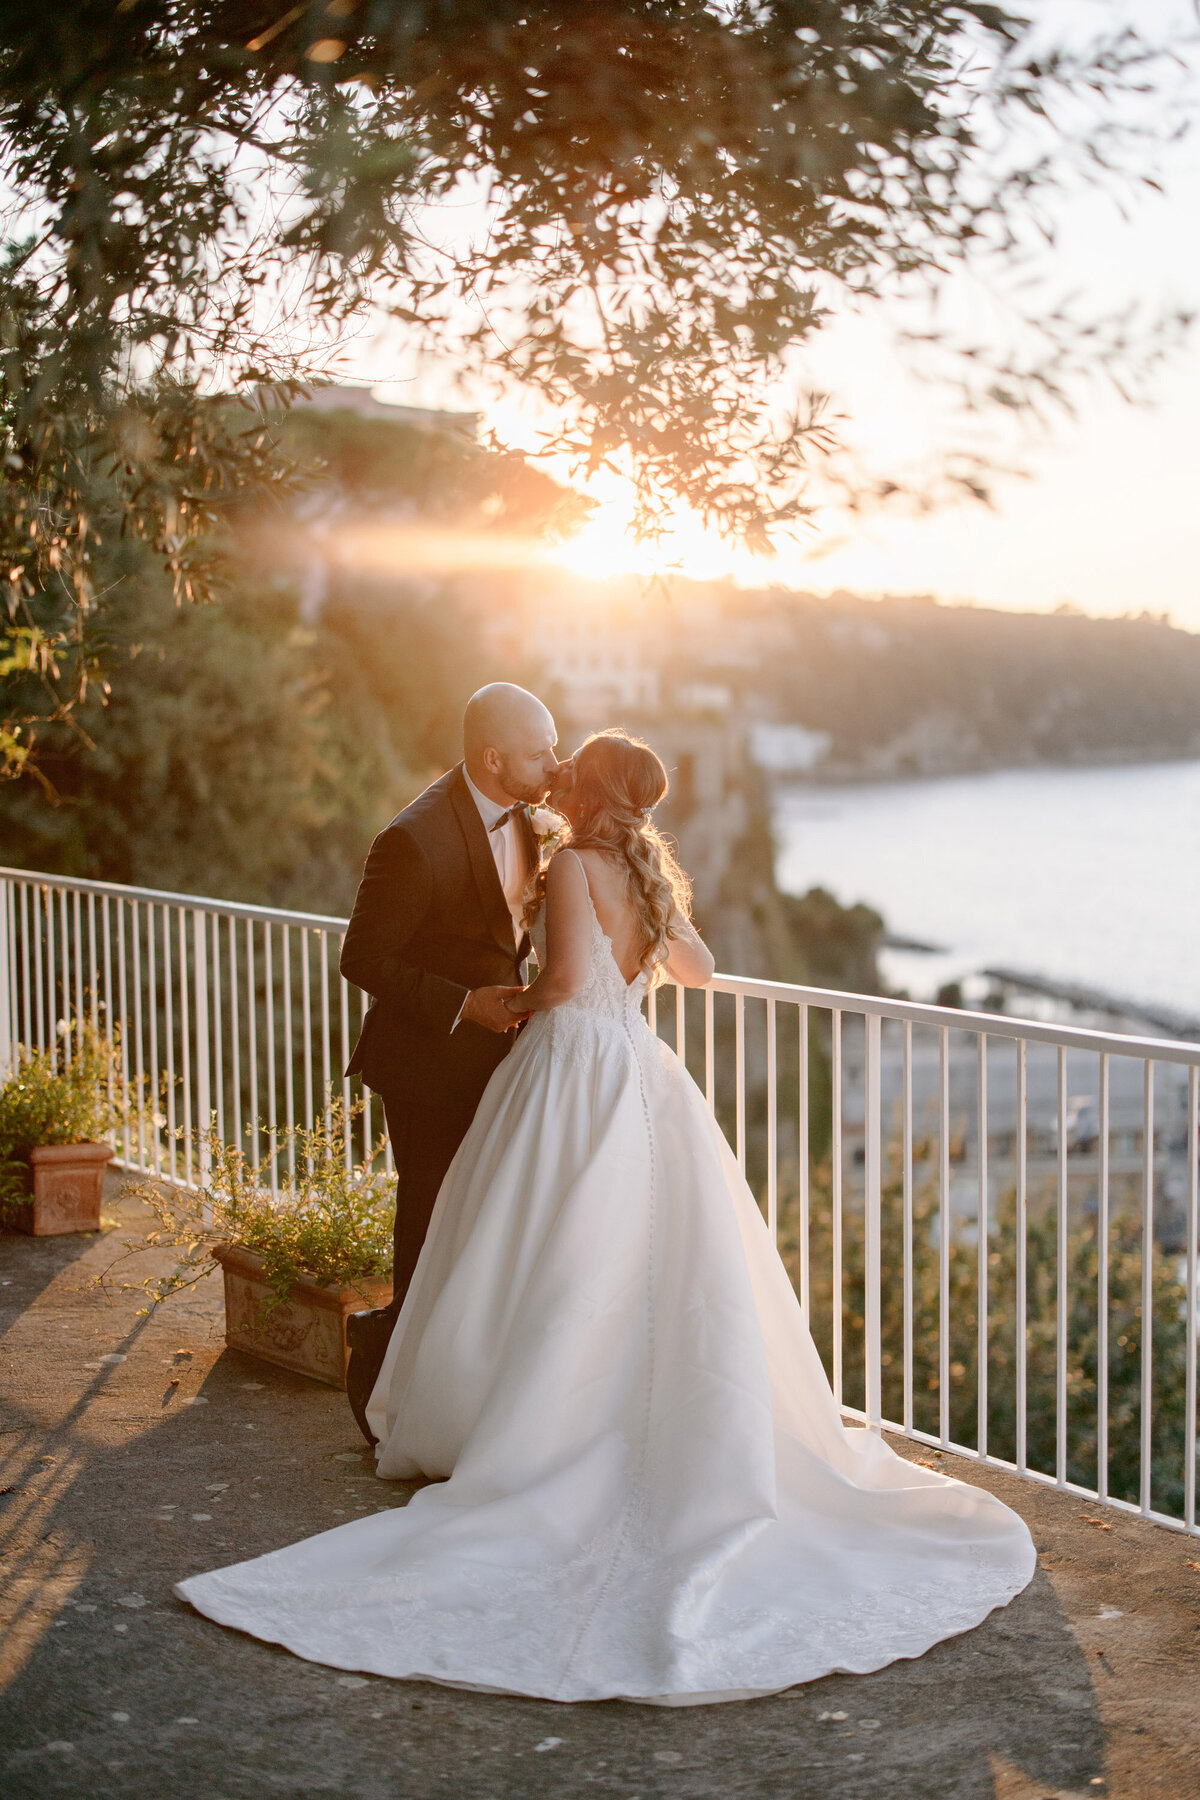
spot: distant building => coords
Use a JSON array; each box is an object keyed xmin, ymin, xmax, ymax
[
  {"xmin": 675, "ymin": 682, "xmax": 733, "ymax": 714},
  {"xmin": 749, "ymin": 722, "xmax": 831, "ymax": 776},
  {"xmin": 298, "ymin": 384, "xmax": 480, "ymax": 438},
  {"xmin": 510, "ymin": 587, "xmax": 750, "ymax": 916},
  {"xmin": 536, "ymin": 603, "xmax": 661, "ymax": 716}
]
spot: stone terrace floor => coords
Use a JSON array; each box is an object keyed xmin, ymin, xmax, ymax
[{"xmin": 2, "ymin": 1178, "xmax": 1199, "ymax": 1800}]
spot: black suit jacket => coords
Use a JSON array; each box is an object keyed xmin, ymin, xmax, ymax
[{"xmin": 340, "ymin": 765, "xmax": 535, "ymax": 1111}]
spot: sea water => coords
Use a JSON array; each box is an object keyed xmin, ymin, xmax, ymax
[{"xmin": 774, "ymin": 759, "xmax": 1200, "ymax": 1018}]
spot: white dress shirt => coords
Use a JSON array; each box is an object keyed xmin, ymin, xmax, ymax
[{"xmin": 462, "ymin": 767, "xmax": 530, "ymax": 948}]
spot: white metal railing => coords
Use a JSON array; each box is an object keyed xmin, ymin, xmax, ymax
[
  {"xmin": 2, "ymin": 865, "xmax": 1197, "ymax": 1538},
  {"xmin": 0, "ymin": 868, "xmax": 387, "ymax": 1192}
]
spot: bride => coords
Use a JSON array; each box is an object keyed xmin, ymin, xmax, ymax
[{"xmin": 177, "ymin": 729, "xmax": 1035, "ymax": 1705}]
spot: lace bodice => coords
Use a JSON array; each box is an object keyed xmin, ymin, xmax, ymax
[{"xmin": 529, "ymin": 853, "xmax": 650, "ymax": 1026}]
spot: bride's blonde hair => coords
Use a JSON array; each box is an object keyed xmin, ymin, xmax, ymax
[{"xmin": 546, "ymin": 730, "xmax": 692, "ymax": 981}]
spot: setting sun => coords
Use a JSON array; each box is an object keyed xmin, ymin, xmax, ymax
[{"xmin": 549, "ymin": 489, "xmax": 759, "ymax": 588}]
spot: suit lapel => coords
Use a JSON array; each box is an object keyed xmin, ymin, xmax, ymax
[
  {"xmin": 516, "ymin": 804, "xmax": 538, "ymax": 870},
  {"xmin": 449, "ymin": 766, "xmax": 520, "ymax": 955}
]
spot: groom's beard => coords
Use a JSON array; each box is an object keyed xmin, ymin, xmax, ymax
[{"xmin": 494, "ymin": 766, "xmax": 553, "ymax": 807}]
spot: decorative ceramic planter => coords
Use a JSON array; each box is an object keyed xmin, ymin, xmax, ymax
[
  {"xmin": 213, "ymin": 1243, "xmax": 392, "ymax": 1390},
  {"xmin": 10, "ymin": 1141, "xmax": 113, "ymax": 1235}
]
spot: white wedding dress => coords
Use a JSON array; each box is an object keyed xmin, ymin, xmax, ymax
[{"xmin": 177, "ymin": 867, "xmax": 1036, "ymax": 1704}]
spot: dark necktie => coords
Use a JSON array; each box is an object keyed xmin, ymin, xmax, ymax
[{"xmin": 490, "ymin": 804, "xmax": 527, "ymax": 833}]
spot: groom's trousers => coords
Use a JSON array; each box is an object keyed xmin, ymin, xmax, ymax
[
  {"xmin": 381, "ymin": 1086, "xmax": 481, "ymax": 1318},
  {"xmin": 343, "ymin": 1087, "xmax": 480, "ymax": 1444}
]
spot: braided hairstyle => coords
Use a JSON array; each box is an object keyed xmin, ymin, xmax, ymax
[{"xmin": 550, "ymin": 730, "xmax": 693, "ymax": 982}]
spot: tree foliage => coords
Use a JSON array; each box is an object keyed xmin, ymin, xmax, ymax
[
  {"xmin": 0, "ymin": 1, "xmax": 1185, "ymax": 769},
  {"xmin": 745, "ymin": 588, "xmax": 1200, "ymax": 776},
  {"xmin": 784, "ymin": 1158, "xmax": 1195, "ymax": 1518},
  {"xmin": 0, "ymin": 404, "xmax": 564, "ymax": 908}
]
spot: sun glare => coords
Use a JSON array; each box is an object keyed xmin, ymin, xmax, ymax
[
  {"xmin": 550, "ymin": 494, "xmax": 758, "ymax": 588},
  {"xmin": 479, "ymin": 397, "xmax": 772, "ymax": 589},
  {"xmin": 552, "ymin": 508, "xmax": 650, "ymax": 581}
]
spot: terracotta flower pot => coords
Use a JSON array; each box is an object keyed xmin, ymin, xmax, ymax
[
  {"xmin": 10, "ymin": 1141, "xmax": 113, "ymax": 1236},
  {"xmin": 213, "ymin": 1242, "xmax": 392, "ymax": 1390}
]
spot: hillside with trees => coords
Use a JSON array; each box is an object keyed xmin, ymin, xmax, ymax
[
  {"xmin": 5, "ymin": 399, "xmax": 1200, "ymax": 920},
  {"xmin": 703, "ymin": 587, "xmax": 1200, "ymax": 779},
  {"xmin": 0, "ymin": 405, "xmax": 556, "ymax": 912}
]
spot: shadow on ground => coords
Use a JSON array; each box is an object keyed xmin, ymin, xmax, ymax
[{"xmin": 0, "ymin": 1189, "xmax": 1169, "ymax": 1799}]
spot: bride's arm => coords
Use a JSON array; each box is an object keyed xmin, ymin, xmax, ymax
[
  {"xmin": 506, "ymin": 851, "xmax": 594, "ymax": 1016},
  {"xmin": 663, "ymin": 912, "xmax": 715, "ymax": 988}
]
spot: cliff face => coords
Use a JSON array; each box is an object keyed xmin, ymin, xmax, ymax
[{"xmin": 698, "ymin": 795, "xmax": 885, "ymax": 994}]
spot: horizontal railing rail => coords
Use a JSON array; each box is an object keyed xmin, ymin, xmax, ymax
[
  {"xmin": 704, "ymin": 973, "xmax": 1200, "ymax": 1066},
  {"xmin": 1, "ymin": 865, "xmax": 1196, "ymax": 1541},
  {"xmin": 0, "ymin": 865, "xmax": 349, "ymax": 932}
]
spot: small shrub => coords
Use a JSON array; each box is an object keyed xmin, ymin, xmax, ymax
[
  {"xmin": 0, "ymin": 1024, "xmax": 126, "ymax": 1219},
  {"xmin": 106, "ymin": 1098, "xmax": 393, "ymax": 1312}
]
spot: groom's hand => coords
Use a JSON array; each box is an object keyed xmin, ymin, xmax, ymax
[{"xmin": 461, "ymin": 985, "xmax": 528, "ymax": 1033}]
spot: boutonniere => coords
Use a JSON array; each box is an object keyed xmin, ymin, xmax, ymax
[{"xmin": 529, "ymin": 805, "xmax": 568, "ymax": 853}]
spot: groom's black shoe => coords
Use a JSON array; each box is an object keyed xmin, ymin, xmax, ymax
[{"xmin": 345, "ymin": 1307, "xmax": 396, "ymax": 1446}]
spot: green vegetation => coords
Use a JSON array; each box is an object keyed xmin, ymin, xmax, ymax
[
  {"xmin": 0, "ymin": 409, "xmax": 560, "ymax": 912},
  {"xmin": 779, "ymin": 888, "xmax": 885, "ymax": 997},
  {"xmin": 717, "ymin": 798, "xmax": 885, "ymax": 992},
  {"xmin": 746, "ymin": 589, "xmax": 1200, "ymax": 776},
  {"xmin": 0, "ymin": 1024, "xmax": 125, "ymax": 1217},
  {"xmin": 109, "ymin": 1102, "xmax": 393, "ymax": 1313},
  {"xmin": 1, "ymin": 4, "xmax": 1181, "ymax": 773},
  {"xmin": 785, "ymin": 1157, "xmax": 1194, "ymax": 1518}
]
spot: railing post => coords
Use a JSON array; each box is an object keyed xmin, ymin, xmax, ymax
[
  {"xmin": 766, "ymin": 998, "xmax": 777, "ymax": 1241},
  {"xmin": 193, "ymin": 908, "xmax": 211, "ymax": 1199},
  {"xmin": 1056, "ymin": 1045, "xmax": 1069, "ymax": 1488},
  {"xmin": 977, "ymin": 1031, "xmax": 989, "ymax": 1461},
  {"xmin": 832, "ymin": 1008, "xmax": 844, "ymax": 1406},
  {"xmin": 1140, "ymin": 1060, "xmax": 1155, "ymax": 1514},
  {"xmin": 1016, "ymin": 1038, "xmax": 1028, "ymax": 1476},
  {"xmin": 864, "ymin": 1012, "xmax": 882, "ymax": 1432},
  {"xmin": 734, "ymin": 992, "xmax": 746, "ymax": 1172},
  {"xmin": 798, "ymin": 1003, "xmax": 810, "ymax": 1317},
  {"xmin": 0, "ymin": 878, "xmax": 12, "ymax": 1080},
  {"xmin": 1185, "ymin": 1064, "xmax": 1198, "ymax": 1534},
  {"xmin": 938, "ymin": 1025, "xmax": 950, "ymax": 1447}
]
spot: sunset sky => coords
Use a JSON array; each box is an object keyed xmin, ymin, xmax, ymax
[{"xmin": 350, "ymin": 0, "xmax": 1200, "ymax": 630}]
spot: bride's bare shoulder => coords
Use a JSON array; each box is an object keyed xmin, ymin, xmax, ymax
[
  {"xmin": 544, "ymin": 846, "xmax": 593, "ymax": 898},
  {"xmin": 564, "ymin": 844, "xmax": 619, "ymax": 881},
  {"xmin": 546, "ymin": 845, "xmax": 585, "ymax": 875}
]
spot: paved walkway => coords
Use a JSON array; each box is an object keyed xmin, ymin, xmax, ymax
[{"xmin": 1, "ymin": 1179, "xmax": 1198, "ymax": 1800}]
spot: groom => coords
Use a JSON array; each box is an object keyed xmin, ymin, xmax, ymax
[{"xmin": 340, "ymin": 683, "xmax": 563, "ymax": 1441}]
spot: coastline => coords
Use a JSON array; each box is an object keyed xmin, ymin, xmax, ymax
[
  {"xmin": 772, "ymin": 757, "xmax": 1200, "ymax": 1041},
  {"xmin": 789, "ymin": 746, "xmax": 1200, "ymax": 790}
]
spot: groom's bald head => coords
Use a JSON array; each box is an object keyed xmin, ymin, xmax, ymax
[{"xmin": 463, "ymin": 684, "xmax": 559, "ymax": 806}]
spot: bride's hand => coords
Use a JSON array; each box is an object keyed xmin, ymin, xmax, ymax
[{"xmin": 504, "ymin": 990, "xmax": 533, "ymax": 1019}]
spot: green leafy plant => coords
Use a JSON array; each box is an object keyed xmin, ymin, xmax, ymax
[
  {"xmin": 780, "ymin": 1152, "xmax": 1194, "ymax": 1518},
  {"xmin": 0, "ymin": 1023, "xmax": 125, "ymax": 1218},
  {"xmin": 107, "ymin": 1099, "xmax": 394, "ymax": 1313}
]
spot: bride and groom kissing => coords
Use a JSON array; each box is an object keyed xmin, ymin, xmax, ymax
[
  {"xmin": 338, "ymin": 682, "xmax": 602, "ymax": 1430},
  {"xmin": 176, "ymin": 683, "xmax": 1036, "ymax": 1706}
]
